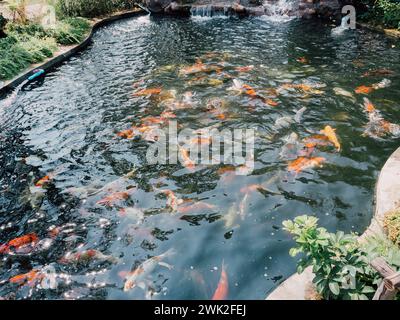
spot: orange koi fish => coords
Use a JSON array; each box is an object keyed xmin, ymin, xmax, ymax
[
  {"xmin": 355, "ymin": 85, "xmax": 374, "ymax": 94},
  {"xmin": 265, "ymin": 99, "xmax": 279, "ymax": 107},
  {"xmin": 212, "ymin": 261, "xmax": 228, "ymax": 300},
  {"xmin": 9, "ymin": 269, "xmax": 43, "ymax": 286},
  {"xmin": 161, "ymin": 190, "xmax": 183, "ymax": 211},
  {"xmin": 35, "ymin": 175, "xmax": 52, "ymax": 187},
  {"xmin": 177, "ymin": 202, "xmax": 215, "ymax": 214},
  {"xmin": 117, "ymin": 128, "xmax": 136, "ymax": 139},
  {"xmin": 288, "ymin": 157, "xmax": 326, "ymax": 174},
  {"xmin": 217, "ymin": 166, "xmax": 236, "ymax": 175},
  {"xmin": 97, "ymin": 191, "xmax": 131, "ymax": 207},
  {"xmin": 179, "ymin": 147, "xmax": 196, "ymax": 170},
  {"xmin": 179, "ymin": 61, "xmax": 206, "ymax": 76},
  {"xmin": 320, "ymin": 125, "xmax": 341, "ymax": 151},
  {"xmin": 0, "ymin": 233, "xmax": 39, "ymax": 254},
  {"xmin": 235, "ymin": 65, "xmax": 254, "ymax": 73},
  {"xmin": 362, "ymin": 68, "xmax": 394, "ymax": 78},
  {"xmin": 242, "ymin": 84, "xmax": 257, "ymax": 96},
  {"xmin": 302, "ymin": 135, "xmax": 331, "ymax": 148},
  {"xmin": 133, "ymin": 88, "xmax": 162, "ymax": 97}
]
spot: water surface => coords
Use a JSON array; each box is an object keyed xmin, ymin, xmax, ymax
[{"xmin": 0, "ymin": 14, "xmax": 400, "ymax": 300}]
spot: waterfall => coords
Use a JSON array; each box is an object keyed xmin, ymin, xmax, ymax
[
  {"xmin": 331, "ymin": 15, "xmax": 352, "ymax": 36},
  {"xmin": 262, "ymin": 0, "xmax": 297, "ymax": 22},
  {"xmin": 190, "ymin": 5, "xmax": 230, "ymax": 19}
]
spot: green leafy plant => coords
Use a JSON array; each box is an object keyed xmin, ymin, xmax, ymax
[
  {"xmin": 360, "ymin": 0, "xmax": 400, "ymax": 29},
  {"xmin": 283, "ymin": 215, "xmax": 377, "ymax": 300},
  {"xmin": 0, "ymin": 18, "xmax": 90, "ymax": 80}
]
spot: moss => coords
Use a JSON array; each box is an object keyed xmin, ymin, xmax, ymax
[{"xmin": 384, "ymin": 207, "xmax": 400, "ymax": 246}]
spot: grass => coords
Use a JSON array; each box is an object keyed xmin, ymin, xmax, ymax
[{"xmin": 0, "ymin": 17, "xmax": 90, "ymax": 81}]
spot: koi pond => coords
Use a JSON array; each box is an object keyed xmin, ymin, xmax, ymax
[{"xmin": 1, "ymin": 14, "xmax": 400, "ymax": 300}]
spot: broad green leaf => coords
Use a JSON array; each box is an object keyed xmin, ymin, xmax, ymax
[{"xmin": 329, "ymin": 282, "xmax": 340, "ymax": 295}]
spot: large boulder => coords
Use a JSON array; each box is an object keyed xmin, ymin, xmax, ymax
[
  {"xmin": 0, "ymin": 14, "xmax": 7, "ymax": 38},
  {"xmin": 142, "ymin": 0, "xmax": 176, "ymax": 13}
]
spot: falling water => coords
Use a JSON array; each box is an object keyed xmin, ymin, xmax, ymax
[
  {"xmin": 262, "ymin": 0, "xmax": 297, "ymax": 22},
  {"xmin": 190, "ymin": 5, "xmax": 230, "ymax": 19},
  {"xmin": 331, "ymin": 14, "xmax": 352, "ymax": 36},
  {"xmin": 1, "ymin": 80, "xmax": 28, "ymax": 109}
]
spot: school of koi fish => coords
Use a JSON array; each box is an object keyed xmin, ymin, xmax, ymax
[{"xmin": 0, "ymin": 17, "xmax": 399, "ymax": 300}]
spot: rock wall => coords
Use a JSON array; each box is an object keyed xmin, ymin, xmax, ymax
[{"xmin": 140, "ymin": 0, "xmax": 354, "ymax": 20}]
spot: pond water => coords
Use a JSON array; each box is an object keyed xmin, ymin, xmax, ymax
[{"xmin": 1, "ymin": 14, "xmax": 400, "ymax": 300}]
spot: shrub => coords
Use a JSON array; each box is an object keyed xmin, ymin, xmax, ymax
[
  {"xmin": 0, "ymin": 34, "xmax": 57, "ymax": 80},
  {"xmin": 360, "ymin": 0, "xmax": 400, "ymax": 29},
  {"xmin": 56, "ymin": 0, "xmax": 137, "ymax": 18},
  {"xmin": 384, "ymin": 207, "xmax": 400, "ymax": 246},
  {"xmin": 0, "ymin": 16, "xmax": 89, "ymax": 80},
  {"xmin": 49, "ymin": 18, "xmax": 91, "ymax": 45},
  {"xmin": 284, "ymin": 215, "xmax": 400, "ymax": 300},
  {"xmin": 283, "ymin": 215, "xmax": 376, "ymax": 300}
]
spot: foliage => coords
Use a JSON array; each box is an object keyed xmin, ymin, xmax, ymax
[
  {"xmin": 284, "ymin": 215, "xmax": 400, "ymax": 300},
  {"xmin": 56, "ymin": 0, "xmax": 137, "ymax": 18},
  {"xmin": 0, "ymin": 33, "xmax": 57, "ymax": 80},
  {"xmin": 384, "ymin": 207, "xmax": 400, "ymax": 247},
  {"xmin": 360, "ymin": 0, "xmax": 400, "ymax": 29},
  {"xmin": 6, "ymin": 0, "xmax": 28, "ymax": 24},
  {"xmin": 283, "ymin": 215, "xmax": 377, "ymax": 300},
  {"xmin": 49, "ymin": 18, "xmax": 91, "ymax": 45},
  {"xmin": 0, "ymin": 18, "xmax": 90, "ymax": 80}
]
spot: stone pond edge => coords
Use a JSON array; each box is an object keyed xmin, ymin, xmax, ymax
[
  {"xmin": 0, "ymin": 9, "xmax": 147, "ymax": 96},
  {"xmin": 266, "ymin": 146, "xmax": 400, "ymax": 300}
]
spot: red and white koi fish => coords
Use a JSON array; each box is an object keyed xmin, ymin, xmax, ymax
[
  {"xmin": 0, "ymin": 233, "xmax": 39, "ymax": 254},
  {"xmin": 97, "ymin": 188, "xmax": 136, "ymax": 207}
]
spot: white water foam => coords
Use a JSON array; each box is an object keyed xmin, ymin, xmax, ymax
[
  {"xmin": 190, "ymin": 5, "xmax": 230, "ymax": 20},
  {"xmin": 261, "ymin": 0, "xmax": 297, "ymax": 23}
]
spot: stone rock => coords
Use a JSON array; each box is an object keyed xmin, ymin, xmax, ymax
[{"xmin": 143, "ymin": 0, "xmax": 175, "ymax": 13}]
